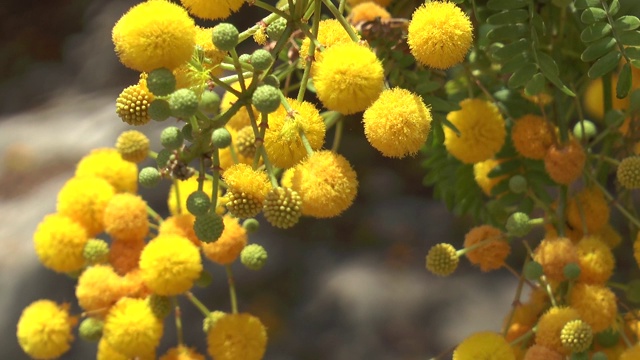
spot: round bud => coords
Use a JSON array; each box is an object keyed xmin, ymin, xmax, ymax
[
  {"xmin": 194, "ymin": 213, "xmax": 225, "ymax": 243},
  {"xmin": 561, "ymin": 319, "xmax": 593, "ymax": 353},
  {"xmin": 506, "ymin": 212, "xmax": 531, "ymax": 237},
  {"xmin": 182, "ymin": 123, "xmax": 194, "ymax": 142},
  {"xmin": 146, "ymin": 67, "xmax": 176, "ymax": 96},
  {"xmin": 251, "ymin": 49, "xmax": 272, "ymax": 71},
  {"xmin": 212, "ymin": 23, "xmax": 239, "ymax": 51},
  {"xmin": 242, "ymin": 218, "xmax": 260, "ymax": 233},
  {"xmin": 148, "ymin": 99, "xmax": 172, "ymax": 121},
  {"xmin": 149, "ymin": 294, "xmax": 172, "ymax": 319},
  {"xmin": 523, "ymin": 261, "xmax": 543, "ymax": 280},
  {"xmin": 199, "ymin": 90, "xmax": 220, "ymax": 115},
  {"xmin": 508, "ymin": 175, "xmax": 527, "ymax": 194},
  {"xmin": 139, "ymin": 167, "xmax": 162, "ymax": 188},
  {"xmin": 238, "ymin": 53, "xmax": 251, "ymax": 63},
  {"xmin": 626, "ymin": 279, "xmax": 640, "ymax": 303},
  {"xmin": 156, "ymin": 149, "xmax": 172, "ymax": 168},
  {"xmin": 116, "ymin": 130, "xmax": 150, "ymax": 163},
  {"xmin": 266, "ymin": 17, "xmax": 287, "ymax": 39},
  {"xmin": 252, "ymin": 85, "xmax": 281, "ymax": 113},
  {"xmin": 187, "ymin": 190, "xmax": 211, "ymax": 216},
  {"xmin": 79, "ymin": 317, "xmax": 103, "ymax": 342},
  {"xmin": 203, "ymin": 311, "xmax": 226, "ymax": 333},
  {"xmin": 596, "ymin": 328, "xmax": 619, "ymax": 348},
  {"xmin": 563, "ymin": 262, "xmax": 581, "ymax": 280},
  {"xmin": 617, "ymin": 156, "xmax": 640, "ymax": 189},
  {"xmin": 83, "ymin": 239, "xmax": 110, "ymax": 264},
  {"xmin": 235, "ymin": 126, "xmax": 256, "ymax": 158},
  {"xmin": 241, "ymin": 244, "xmax": 268, "ymax": 270},
  {"xmin": 169, "ymin": 88, "xmax": 199, "ymax": 119},
  {"xmin": 573, "ymin": 120, "xmax": 597, "ymax": 140},
  {"xmin": 161, "ymin": 126, "xmax": 184, "ymax": 150},
  {"xmin": 425, "ymin": 243, "xmax": 459, "ymax": 276},
  {"xmin": 211, "ymin": 127, "xmax": 232, "ymax": 148},
  {"xmin": 263, "ymin": 74, "xmax": 280, "ymax": 88},
  {"xmin": 195, "ymin": 270, "xmax": 213, "ymax": 288}
]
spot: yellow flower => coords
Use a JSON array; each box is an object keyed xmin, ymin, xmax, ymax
[
  {"xmin": 348, "ymin": 2, "xmax": 391, "ymax": 24},
  {"xmin": 576, "ymin": 236, "xmax": 614, "ymax": 284},
  {"xmin": 565, "ymin": 187, "xmax": 610, "ymax": 234},
  {"xmin": 112, "ymin": 0, "xmax": 196, "ymax": 72},
  {"xmin": 168, "ymin": 175, "xmax": 216, "ymax": 216},
  {"xmin": 34, "ymin": 214, "xmax": 89, "ymax": 273},
  {"xmin": 544, "ymin": 139, "xmax": 586, "ymax": 185},
  {"xmin": 207, "ymin": 313, "xmax": 267, "ymax": 360},
  {"xmin": 160, "ymin": 345, "xmax": 206, "ymax": 360},
  {"xmin": 463, "ymin": 225, "xmax": 510, "ymax": 272},
  {"xmin": 223, "ymin": 164, "xmax": 271, "ymax": 218},
  {"xmin": 362, "ymin": 88, "xmax": 432, "ymax": 158},
  {"xmin": 103, "ymin": 297, "xmax": 163, "ymax": 357},
  {"xmin": 408, "ymin": 1, "xmax": 473, "ymax": 69},
  {"xmin": 180, "ymin": 0, "xmax": 244, "ymax": 20},
  {"xmin": 264, "ymin": 99, "xmax": 326, "ymax": 168},
  {"xmin": 116, "ymin": 76, "xmax": 154, "ymax": 126},
  {"xmin": 57, "ymin": 176, "xmax": 115, "ymax": 236},
  {"xmin": 76, "ymin": 148, "xmax": 139, "ymax": 193},
  {"xmin": 452, "ymin": 331, "xmax": 514, "ymax": 360},
  {"xmin": 97, "ymin": 338, "xmax": 129, "ymax": 360},
  {"xmin": 583, "ymin": 76, "xmax": 629, "ymax": 120},
  {"xmin": 569, "ymin": 283, "xmax": 617, "ymax": 332},
  {"xmin": 621, "ymin": 344, "xmax": 640, "ymax": 360},
  {"xmin": 473, "ymin": 158, "xmax": 507, "ymax": 196},
  {"xmin": 445, "ymin": 99, "xmax": 506, "ymax": 164},
  {"xmin": 221, "ymin": 80, "xmax": 259, "ymax": 130},
  {"xmin": 17, "ymin": 300, "xmax": 76, "ymax": 360},
  {"xmin": 159, "ymin": 213, "xmax": 200, "ymax": 246},
  {"xmin": 109, "ymin": 236, "xmax": 145, "ymax": 275},
  {"xmin": 535, "ymin": 307, "xmax": 581, "ymax": 355},
  {"xmin": 202, "ymin": 215, "xmax": 248, "ymax": 265},
  {"xmin": 533, "ymin": 236, "xmax": 578, "ymax": 282},
  {"xmin": 104, "ymin": 193, "xmax": 149, "ymax": 240},
  {"xmin": 299, "ymin": 19, "xmax": 358, "ymax": 67},
  {"xmin": 596, "ymin": 223, "xmax": 622, "ymax": 248},
  {"xmin": 511, "ymin": 114, "xmax": 555, "ymax": 160},
  {"xmin": 313, "ymin": 42, "xmax": 384, "ymax": 115},
  {"xmin": 522, "ymin": 345, "xmax": 563, "ymax": 360},
  {"xmin": 140, "ymin": 234, "xmax": 203, "ymax": 296},
  {"xmin": 76, "ymin": 265, "xmax": 125, "ymax": 316},
  {"xmin": 116, "ymin": 130, "xmax": 150, "ymax": 163},
  {"xmin": 290, "ymin": 150, "xmax": 358, "ymax": 218}
]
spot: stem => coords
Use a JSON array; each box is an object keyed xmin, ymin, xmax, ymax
[
  {"xmin": 299, "ymin": 128, "xmax": 315, "ymax": 155},
  {"xmin": 297, "ymin": 0, "xmax": 321, "ymax": 102},
  {"xmin": 252, "ymin": 0, "xmax": 291, "ymax": 20},
  {"xmin": 211, "ymin": 148, "xmax": 221, "ymax": 211},
  {"xmin": 173, "ymin": 297, "xmax": 184, "ymax": 346},
  {"xmin": 147, "ymin": 205, "xmax": 163, "ymax": 225},
  {"xmin": 331, "ymin": 117, "xmax": 344, "ymax": 152},
  {"xmin": 225, "ymin": 265, "xmax": 239, "ymax": 314},
  {"xmin": 185, "ymin": 292, "xmax": 211, "ymax": 317},
  {"xmin": 173, "ymin": 179, "xmax": 182, "ymax": 215}
]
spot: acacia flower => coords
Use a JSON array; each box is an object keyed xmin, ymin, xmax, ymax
[
  {"xmin": 408, "ymin": 1, "xmax": 473, "ymax": 69},
  {"xmin": 112, "ymin": 0, "xmax": 196, "ymax": 72},
  {"xmin": 544, "ymin": 139, "xmax": 586, "ymax": 185},
  {"xmin": 57, "ymin": 176, "xmax": 115, "ymax": 237},
  {"xmin": 445, "ymin": 99, "xmax": 506, "ymax": 164},
  {"xmin": 17, "ymin": 300, "xmax": 76, "ymax": 360},
  {"xmin": 109, "ymin": 236, "xmax": 146, "ymax": 275},
  {"xmin": 180, "ymin": 0, "xmax": 244, "ymax": 20},
  {"xmin": 362, "ymin": 87, "xmax": 432, "ymax": 158},
  {"xmin": 103, "ymin": 297, "xmax": 163, "ymax": 357},
  {"xmin": 522, "ymin": 345, "xmax": 563, "ymax": 360},
  {"xmin": 116, "ymin": 130, "xmax": 150, "ymax": 163},
  {"xmin": 575, "ymin": 236, "xmax": 614, "ymax": 284},
  {"xmin": 313, "ymin": 42, "xmax": 384, "ymax": 115},
  {"xmin": 104, "ymin": 193, "xmax": 149, "ymax": 241},
  {"xmin": 565, "ymin": 187, "xmax": 609, "ymax": 234},
  {"xmin": 76, "ymin": 148, "xmax": 139, "ymax": 193},
  {"xmin": 511, "ymin": 114, "xmax": 555, "ymax": 160},
  {"xmin": 76, "ymin": 265, "xmax": 125, "ymax": 316},
  {"xmin": 34, "ymin": 213, "xmax": 89, "ymax": 273},
  {"xmin": 533, "ymin": 236, "xmax": 578, "ymax": 282},
  {"xmin": 473, "ymin": 158, "xmax": 507, "ymax": 196},
  {"xmin": 160, "ymin": 345, "xmax": 206, "ymax": 360},
  {"xmin": 159, "ymin": 213, "xmax": 200, "ymax": 246},
  {"xmin": 348, "ymin": 2, "xmax": 391, "ymax": 24},
  {"xmin": 207, "ymin": 313, "xmax": 267, "ymax": 360},
  {"xmin": 201, "ymin": 215, "xmax": 248, "ymax": 264},
  {"xmin": 463, "ymin": 225, "xmax": 510, "ymax": 272},
  {"xmin": 299, "ymin": 19, "xmax": 358, "ymax": 67},
  {"xmin": 535, "ymin": 306, "xmax": 581, "ymax": 355},
  {"xmin": 223, "ymin": 164, "xmax": 271, "ymax": 218},
  {"xmin": 116, "ymin": 75, "xmax": 154, "ymax": 126},
  {"xmin": 452, "ymin": 331, "xmax": 514, "ymax": 360},
  {"xmin": 569, "ymin": 283, "xmax": 617, "ymax": 332}
]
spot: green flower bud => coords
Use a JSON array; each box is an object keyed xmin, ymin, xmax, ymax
[
  {"xmin": 251, "ymin": 49, "xmax": 272, "ymax": 71},
  {"xmin": 199, "ymin": 90, "xmax": 220, "ymax": 115},
  {"xmin": 79, "ymin": 317, "xmax": 103, "ymax": 342},
  {"xmin": 626, "ymin": 279, "xmax": 640, "ymax": 303},
  {"xmin": 83, "ymin": 239, "xmax": 109, "ymax": 264},
  {"xmin": 263, "ymin": 74, "xmax": 280, "ymax": 88},
  {"xmin": 212, "ymin": 23, "xmax": 239, "ymax": 51},
  {"xmin": 252, "ymin": 85, "xmax": 281, "ymax": 113},
  {"xmin": 148, "ymin": 99, "xmax": 172, "ymax": 121},
  {"xmin": 187, "ymin": 190, "xmax": 211, "ymax": 216},
  {"xmin": 241, "ymin": 244, "xmax": 268, "ymax": 270},
  {"xmin": 506, "ymin": 212, "xmax": 531, "ymax": 237},
  {"xmin": 563, "ymin": 262, "xmax": 581, "ymax": 280},
  {"xmin": 194, "ymin": 213, "xmax": 225, "ymax": 243},
  {"xmin": 238, "ymin": 53, "xmax": 251, "ymax": 64},
  {"xmin": 266, "ymin": 17, "xmax": 287, "ymax": 40},
  {"xmin": 147, "ymin": 68, "xmax": 176, "ymax": 96},
  {"xmin": 211, "ymin": 127, "xmax": 232, "ymax": 148},
  {"xmin": 508, "ymin": 175, "xmax": 527, "ymax": 194},
  {"xmin": 203, "ymin": 311, "xmax": 226, "ymax": 332},
  {"xmin": 523, "ymin": 261, "xmax": 543, "ymax": 280},
  {"xmin": 139, "ymin": 167, "xmax": 162, "ymax": 188},
  {"xmin": 195, "ymin": 270, "xmax": 213, "ymax": 288},
  {"xmin": 156, "ymin": 149, "xmax": 172, "ymax": 167},
  {"xmin": 161, "ymin": 126, "xmax": 184, "ymax": 150},
  {"xmin": 182, "ymin": 123, "xmax": 194, "ymax": 141},
  {"xmin": 596, "ymin": 328, "xmax": 619, "ymax": 348},
  {"xmin": 148, "ymin": 294, "xmax": 172, "ymax": 319},
  {"xmin": 242, "ymin": 218, "xmax": 260, "ymax": 233},
  {"xmin": 169, "ymin": 88, "xmax": 199, "ymax": 119},
  {"xmin": 572, "ymin": 120, "xmax": 597, "ymax": 140}
]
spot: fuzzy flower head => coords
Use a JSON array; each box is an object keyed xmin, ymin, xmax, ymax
[
  {"xmin": 140, "ymin": 234, "xmax": 203, "ymax": 296},
  {"xmin": 473, "ymin": 158, "xmax": 507, "ymax": 196},
  {"xmin": 408, "ymin": 1, "xmax": 473, "ymax": 70},
  {"xmin": 57, "ymin": 176, "xmax": 115, "ymax": 237},
  {"xmin": 103, "ymin": 297, "xmax": 163, "ymax": 358},
  {"xmin": 264, "ymin": 99, "xmax": 326, "ymax": 168},
  {"xmin": 33, "ymin": 214, "xmax": 89, "ymax": 273},
  {"xmin": 104, "ymin": 193, "xmax": 149, "ymax": 241},
  {"xmin": 223, "ymin": 164, "xmax": 271, "ymax": 218},
  {"xmin": 313, "ymin": 42, "xmax": 384, "ymax": 115},
  {"xmin": 201, "ymin": 215, "xmax": 248, "ymax": 264},
  {"xmin": 522, "ymin": 345, "xmax": 563, "ymax": 360},
  {"xmin": 576, "ymin": 236, "xmax": 614, "ymax": 284},
  {"xmin": 159, "ymin": 213, "xmax": 200, "ymax": 246},
  {"xmin": 565, "ymin": 187, "xmax": 610, "ymax": 234},
  {"xmin": 463, "ymin": 225, "xmax": 510, "ymax": 272},
  {"xmin": 290, "ymin": 150, "xmax": 359, "ymax": 218},
  {"xmin": 544, "ymin": 139, "xmax": 586, "ymax": 185},
  {"xmin": 160, "ymin": 345, "xmax": 206, "ymax": 360},
  {"xmin": 445, "ymin": 99, "xmax": 506, "ymax": 164},
  {"xmin": 533, "ymin": 236, "xmax": 578, "ymax": 282},
  {"xmin": 109, "ymin": 236, "xmax": 146, "ymax": 275},
  {"xmin": 300, "ymin": 19, "xmax": 358, "ymax": 67},
  {"xmin": 207, "ymin": 313, "xmax": 267, "ymax": 360},
  {"xmin": 180, "ymin": 0, "xmax": 244, "ymax": 20},
  {"xmin": 569, "ymin": 283, "xmax": 617, "ymax": 332},
  {"xmin": 511, "ymin": 114, "xmax": 555, "ymax": 160},
  {"xmin": 362, "ymin": 88, "xmax": 432, "ymax": 158},
  {"xmin": 348, "ymin": 2, "xmax": 391, "ymax": 24},
  {"xmin": 452, "ymin": 331, "xmax": 514, "ymax": 360},
  {"xmin": 17, "ymin": 300, "xmax": 76, "ymax": 360},
  {"xmin": 76, "ymin": 148, "xmax": 139, "ymax": 193},
  {"xmin": 76, "ymin": 264, "xmax": 125, "ymax": 316},
  {"xmin": 535, "ymin": 306, "xmax": 581, "ymax": 355},
  {"xmin": 112, "ymin": 0, "xmax": 196, "ymax": 72}
]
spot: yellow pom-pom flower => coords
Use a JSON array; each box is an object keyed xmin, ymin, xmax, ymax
[
  {"xmin": 17, "ymin": 300, "xmax": 76, "ymax": 360},
  {"xmin": 116, "ymin": 130, "xmax": 150, "ymax": 163},
  {"xmin": 112, "ymin": 0, "xmax": 196, "ymax": 72},
  {"xmin": 362, "ymin": 87, "xmax": 432, "ymax": 158},
  {"xmin": 264, "ymin": 99, "xmax": 326, "ymax": 168},
  {"xmin": 76, "ymin": 264, "xmax": 125, "ymax": 316},
  {"xmin": 299, "ymin": 19, "xmax": 358, "ymax": 67},
  {"xmin": 207, "ymin": 313, "xmax": 267, "ymax": 360},
  {"xmin": 452, "ymin": 331, "xmax": 514, "ymax": 360},
  {"xmin": 76, "ymin": 148, "xmax": 139, "ymax": 193},
  {"xmin": 33, "ymin": 214, "xmax": 89, "ymax": 273},
  {"xmin": 511, "ymin": 114, "xmax": 555, "ymax": 160},
  {"xmin": 97, "ymin": 338, "xmax": 129, "ymax": 360},
  {"xmin": 576, "ymin": 236, "xmax": 614, "ymax": 284},
  {"xmin": 544, "ymin": 139, "xmax": 586, "ymax": 185},
  {"xmin": 103, "ymin": 297, "xmax": 163, "ymax": 357},
  {"xmin": 533, "ymin": 236, "xmax": 578, "ymax": 282},
  {"xmin": 565, "ymin": 187, "xmax": 610, "ymax": 234},
  {"xmin": 159, "ymin": 213, "xmax": 200, "ymax": 246},
  {"xmin": 109, "ymin": 236, "xmax": 145, "ymax": 275},
  {"xmin": 160, "ymin": 345, "xmax": 206, "ymax": 360},
  {"xmin": 57, "ymin": 176, "xmax": 115, "ymax": 237},
  {"xmin": 202, "ymin": 215, "xmax": 248, "ymax": 265},
  {"xmin": 180, "ymin": 0, "xmax": 244, "ymax": 20},
  {"xmin": 168, "ymin": 175, "xmax": 217, "ymax": 216},
  {"xmin": 535, "ymin": 306, "xmax": 581, "ymax": 354},
  {"xmin": 104, "ymin": 193, "xmax": 149, "ymax": 241},
  {"xmin": 348, "ymin": 2, "xmax": 391, "ymax": 24},
  {"xmin": 223, "ymin": 164, "xmax": 271, "ymax": 218},
  {"xmin": 445, "ymin": 99, "xmax": 506, "ymax": 164},
  {"xmin": 408, "ymin": 1, "xmax": 473, "ymax": 70},
  {"xmin": 569, "ymin": 283, "xmax": 617, "ymax": 332},
  {"xmin": 140, "ymin": 234, "xmax": 203, "ymax": 296},
  {"xmin": 473, "ymin": 158, "xmax": 507, "ymax": 196},
  {"xmin": 116, "ymin": 76, "xmax": 154, "ymax": 126},
  {"xmin": 313, "ymin": 42, "xmax": 384, "ymax": 115},
  {"xmin": 290, "ymin": 150, "xmax": 359, "ymax": 218},
  {"xmin": 523, "ymin": 345, "xmax": 563, "ymax": 360},
  {"xmin": 463, "ymin": 225, "xmax": 510, "ymax": 272}
]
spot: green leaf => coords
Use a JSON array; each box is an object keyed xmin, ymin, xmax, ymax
[
  {"xmin": 627, "ymin": 47, "xmax": 640, "ymax": 61},
  {"xmin": 502, "ymin": 53, "xmax": 530, "ymax": 74},
  {"xmin": 492, "ymin": 39, "xmax": 530, "ymax": 62},
  {"xmin": 524, "ymin": 73, "xmax": 546, "ymax": 96},
  {"xmin": 613, "ymin": 16, "xmax": 640, "ymax": 32},
  {"xmin": 531, "ymin": 13, "xmax": 546, "ymax": 36},
  {"xmin": 486, "ymin": 0, "xmax": 528, "ymax": 10},
  {"xmin": 416, "ymin": 81, "xmax": 441, "ymax": 94},
  {"xmin": 581, "ymin": 8, "xmax": 608, "ymax": 24},
  {"xmin": 604, "ymin": 109, "xmax": 625, "ymax": 127},
  {"xmin": 487, "ymin": 24, "xmax": 528, "ymax": 41},
  {"xmin": 608, "ymin": 0, "xmax": 620, "ymax": 16},
  {"xmin": 551, "ymin": 0, "xmax": 573, "ymax": 7},
  {"xmin": 439, "ymin": 114, "xmax": 461, "ymax": 136},
  {"xmin": 616, "ymin": 62, "xmax": 632, "ymax": 99},
  {"xmin": 588, "ymin": 50, "xmax": 622, "ymax": 78},
  {"xmin": 580, "ymin": 36, "xmax": 616, "ymax": 62},
  {"xmin": 574, "ymin": 0, "xmax": 602, "ymax": 9},
  {"xmin": 619, "ymin": 30, "xmax": 640, "ymax": 46},
  {"xmin": 423, "ymin": 96, "xmax": 459, "ymax": 112},
  {"xmin": 580, "ymin": 22, "xmax": 612, "ymax": 43},
  {"xmin": 508, "ymin": 63, "xmax": 538, "ymax": 89},
  {"xmin": 536, "ymin": 50, "xmax": 576, "ymax": 96},
  {"xmin": 519, "ymin": 197, "xmax": 534, "ymax": 214},
  {"xmin": 487, "ymin": 9, "xmax": 529, "ymax": 25}
]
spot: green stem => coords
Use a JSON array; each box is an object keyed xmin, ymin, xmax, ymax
[
  {"xmin": 225, "ymin": 265, "xmax": 239, "ymax": 314},
  {"xmin": 147, "ymin": 205, "xmax": 163, "ymax": 225},
  {"xmin": 331, "ymin": 117, "xmax": 344, "ymax": 152},
  {"xmin": 252, "ymin": 0, "xmax": 291, "ymax": 20},
  {"xmin": 297, "ymin": 0, "xmax": 321, "ymax": 103},
  {"xmin": 502, "ymin": 257, "xmax": 529, "ymax": 338},
  {"xmin": 299, "ymin": 129, "xmax": 315, "ymax": 155},
  {"xmin": 173, "ymin": 297, "xmax": 184, "ymax": 346},
  {"xmin": 185, "ymin": 292, "xmax": 211, "ymax": 317}
]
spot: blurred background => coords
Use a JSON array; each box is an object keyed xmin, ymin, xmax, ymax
[{"xmin": 0, "ymin": 0, "xmax": 523, "ymax": 359}]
